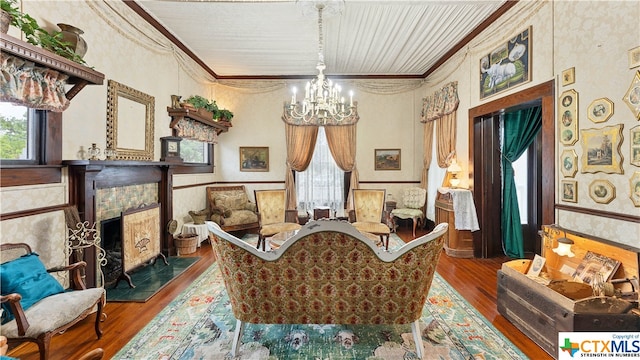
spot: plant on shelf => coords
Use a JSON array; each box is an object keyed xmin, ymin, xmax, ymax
[
  {"xmin": 1, "ymin": 0, "xmax": 86, "ymax": 65},
  {"xmin": 184, "ymin": 95, "xmax": 233, "ymax": 123},
  {"xmin": 218, "ymin": 109, "xmax": 234, "ymax": 122}
]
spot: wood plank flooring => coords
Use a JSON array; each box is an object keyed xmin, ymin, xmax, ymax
[{"xmin": 7, "ymin": 226, "xmax": 552, "ymax": 360}]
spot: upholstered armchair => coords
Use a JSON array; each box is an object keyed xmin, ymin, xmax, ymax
[
  {"xmin": 350, "ymin": 189, "xmax": 391, "ymax": 249},
  {"xmin": 254, "ymin": 189, "xmax": 301, "ymax": 251},
  {"xmin": 206, "ymin": 185, "xmax": 259, "ymax": 233},
  {"xmin": 391, "ymin": 187, "xmax": 427, "ymax": 238},
  {"xmin": 0, "ymin": 243, "xmax": 105, "ymax": 360}
]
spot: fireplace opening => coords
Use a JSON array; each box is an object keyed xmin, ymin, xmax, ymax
[{"xmin": 100, "ymin": 217, "xmax": 122, "ymax": 286}]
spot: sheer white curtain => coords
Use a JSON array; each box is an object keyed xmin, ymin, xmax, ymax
[{"xmin": 296, "ymin": 126, "xmax": 345, "ymax": 216}]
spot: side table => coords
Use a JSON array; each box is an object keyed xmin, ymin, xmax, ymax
[
  {"xmin": 314, "ymin": 206, "xmax": 331, "ymax": 220},
  {"xmin": 181, "ymin": 222, "xmax": 209, "ymax": 247}
]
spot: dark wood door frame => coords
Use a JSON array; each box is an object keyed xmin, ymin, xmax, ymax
[{"xmin": 468, "ymin": 80, "xmax": 555, "ymax": 258}]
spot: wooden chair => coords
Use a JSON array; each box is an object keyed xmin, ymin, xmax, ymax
[
  {"xmin": 0, "ymin": 243, "xmax": 105, "ymax": 360},
  {"xmin": 254, "ymin": 189, "xmax": 301, "ymax": 251}
]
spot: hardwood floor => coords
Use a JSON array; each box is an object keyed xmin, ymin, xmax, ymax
[{"xmin": 7, "ymin": 226, "xmax": 551, "ymax": 360}]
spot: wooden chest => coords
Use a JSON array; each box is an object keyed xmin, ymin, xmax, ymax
[{"xmin": 497, "ymin": 225, "xmax": 640, "ymax": 358}]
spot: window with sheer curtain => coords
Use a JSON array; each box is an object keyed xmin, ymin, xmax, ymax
[{"xmin": 296, "ymin": 126, "xmax": 345, "ymax": 216}]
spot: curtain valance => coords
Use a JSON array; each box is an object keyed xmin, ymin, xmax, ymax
[
  {"xmin": 420, "ymin": 81, "xmax": 459, "ymax": 123},
  {"xmin": 0, "ymin": 53, "xmax": 70, "ymax": 112},
  {"xmin": 172, "ymin": 118, "xmax": 218, "ymax": 144}
]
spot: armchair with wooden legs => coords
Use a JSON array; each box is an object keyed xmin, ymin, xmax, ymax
[
  {"xmin": 391, "ymin": 187, "xmax": 427, "ymax": 238},
  {"xmin": 350, "ymin": 189, "xmax": 391, "ymax": 250},
  {"xmin": 0, "ymin": 243, "xmax": 105, "ymax": 360},
  {"xmin": 254, "ymin": 189, "xmax": 302, "ymax": 251}
]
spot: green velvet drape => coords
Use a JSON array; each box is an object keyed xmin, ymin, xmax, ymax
[{"xmin": 501, "ymin": 106, "xmax": 542, "ymax": 258}]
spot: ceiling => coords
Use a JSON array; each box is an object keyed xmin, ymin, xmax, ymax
[{"xmin": 134, "ymin": 0, "xmax": 512, "ymax": 79}]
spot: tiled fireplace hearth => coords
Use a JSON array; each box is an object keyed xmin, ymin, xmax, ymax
[{"xmin": 64, "ymin": 160, "xmax": 177, "ymax": 287}]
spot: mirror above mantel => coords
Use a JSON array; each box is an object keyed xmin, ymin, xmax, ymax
[{"xmin": 106, "ymin": 80, "xmax": 155, "ymax": 161}]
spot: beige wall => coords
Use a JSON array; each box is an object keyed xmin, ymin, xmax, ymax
[
  {"xmin": 0, "ymin": 0, "xmax": 212, "ymax": 265},
  {"xmin": 2, "ymin": 1, "xmax": 638, "ymax": 259},
  {"xmin": 423, "ymin": 1, "xmax": 640, "ymax": 246}
]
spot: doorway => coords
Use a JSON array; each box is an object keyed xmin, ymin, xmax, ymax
[{"xmin": 469, "ymin": 80, "xmax": 555, "ymax": 258}]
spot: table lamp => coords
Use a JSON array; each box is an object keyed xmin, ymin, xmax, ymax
[{"xmin": 447, "ymin": 158, "xmax": 462, "ymax": 188}]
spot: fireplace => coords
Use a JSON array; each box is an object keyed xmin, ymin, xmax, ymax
[
  {"xmin": 99, "ymin": 203, "xmax": 166, "ymax": 288},
  {"xmin": 100, "ymin": 217, "xmax": 122, "ymax": 286},
  {"xmin": 64, "ymin": 160, "xmax": 177, "ymax": 287}
]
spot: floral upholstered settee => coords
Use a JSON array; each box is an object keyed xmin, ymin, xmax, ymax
[
  {"xmin": 206, "ymin": 185, "xmax": 259, "ymax": 233},
  {"xmin": 206, "ymin": 220, "xmax": 448, "ymax": 359}
]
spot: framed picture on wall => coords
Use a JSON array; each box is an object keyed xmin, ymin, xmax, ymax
[
  {"xmin": 631, "ymin": 125, "xmax": 640, "ymax": 167},
  {"xmin": 587, "ymin": 98, "xmax": 614, "ymax": 123},
  {"xmin": 560, "ymin": 149, "xmax": 578, "ymax": 178},
  {"xmin": 239, "ymin": 146, "xmax": 269, "ymax": 172},
  {"xmin": 630, "ymin": 171, "xmax": 640, "ymax": 207},
  {"xmin": 580, "ymin": 124, "xmax": 624, "ymax": 174},
  {"xmin": 479, "ymin": 26, "xmax": 532, "ymax": 100},
  {"xmin": 374, "ymin": 149, "xmax": 401, "ymax": 170},
  {"xmin": 561, "ymin": 67, "xmax": 575, "ymax": 86},
  {"xmin": 558, "ymin": 89, "xmax": 579, "ymax": 146},
  {"xmin": 623, "ymin": 70, "xmax": 640, "ymax": 120},
  {"xmin": 588, "ymin": 179, "xmax": 616, "ymax": 204},
  {"xmin": 561, "ymin": 180, "xmax": 577, "ymax": 203},
  {"xmin": 629, "ymin": 46, "xmax": 640, "ymax": 69}
]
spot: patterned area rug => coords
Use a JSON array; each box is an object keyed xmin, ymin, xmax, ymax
[{"xmin": 114, "ymin": 236, "xmax": 526, "ymax": 360}]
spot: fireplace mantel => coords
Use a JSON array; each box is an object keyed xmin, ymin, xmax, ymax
[{"xmin": 64, "ymin": 160, "xmax": 178, "ymax": 287}]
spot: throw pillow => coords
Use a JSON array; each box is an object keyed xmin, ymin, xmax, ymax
[{"xmin": 0, "ymin": 253, "xmax": 65, "ymax": 324}]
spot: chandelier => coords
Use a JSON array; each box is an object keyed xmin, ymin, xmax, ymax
[{"xmin": 283, "ymin": 2, "xmax": 358, "ymax": 125}]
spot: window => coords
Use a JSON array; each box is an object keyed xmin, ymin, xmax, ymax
[
  {"xmin": 296, "ymin": 127, "xmax": 345, "ymax": 216},
  {"xmin": 0, "ymin": 102, "xmax": 42, "ymax": 165},
  {"xmin": 180, "ymin": 139, "xmax": 210, "ymax": 164}
]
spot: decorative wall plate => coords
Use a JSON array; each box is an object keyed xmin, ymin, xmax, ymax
[
  {"xmin": 587, "ymin": 97, "xmax": 614, "ymax": 123},
  {"xmin": 588, "ymin": 179, "xmax": 615, "ymax": 204},
  {"xmin": 560, "ymin": 149, "xmax": 578, "ymax": 178}
]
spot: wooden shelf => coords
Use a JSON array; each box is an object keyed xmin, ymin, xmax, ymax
[
  {"xmin": 167, "ymin": 107, "xmax": 229, "ymax": 134},
  {"xmin": 1, "ymin": 33, "xmax": 105, "ymax": 100}
]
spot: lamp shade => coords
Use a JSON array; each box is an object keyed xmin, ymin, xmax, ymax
[
  {"xmin": 447, "ymin": 159, "xmax": 462, "ymax": 173},
  {"xmin": 552, "ymin": 237, "xmax": 575, "ymax": 257}
]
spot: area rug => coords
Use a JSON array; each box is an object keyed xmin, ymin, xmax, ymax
[
  {"xmin": 114, "ymin": 261, "xmax": 527, "ymax": 359},
  {"xmin": 106, "ymin": 256, "xmax": 200, "ymax": 302}
]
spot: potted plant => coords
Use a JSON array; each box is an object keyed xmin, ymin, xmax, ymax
[
  {"xmin": 0, "ymin": 0, "xmax": 86, "ymax": 64},
  {"xmin": 183, "ymin": 95, "xmax": 233, "ymax": 124}
]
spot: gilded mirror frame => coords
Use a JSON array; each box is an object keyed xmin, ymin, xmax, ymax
[{"xmin": 106, "ymin": 80, "xmax": 155, "ymax": 161}]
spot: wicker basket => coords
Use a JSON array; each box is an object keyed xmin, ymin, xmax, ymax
[{"xmin": 174, "ymin": 234, "xmax": 198, "ymax": 255}]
